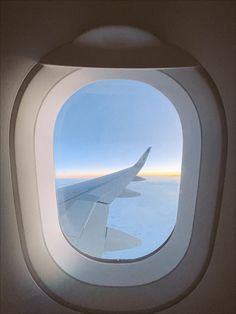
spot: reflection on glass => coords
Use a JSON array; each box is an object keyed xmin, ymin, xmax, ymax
[{"xmin": 54, "ymin": 80, "xmax": 182, "ymax": 260}]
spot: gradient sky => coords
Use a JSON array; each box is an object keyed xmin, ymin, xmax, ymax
[{"xmin": 54, "ymin": 79, "xmax": 183, "ymax": 178}]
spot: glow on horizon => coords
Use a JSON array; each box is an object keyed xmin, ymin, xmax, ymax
[{"xmin": 56, "ymin": 170, "xmax": 181, "ymax": 179}]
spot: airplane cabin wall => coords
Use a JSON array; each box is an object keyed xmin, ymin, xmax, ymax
[{"xmin": 0, "ymin": 1, "xmax": 235, "ymax": 313}]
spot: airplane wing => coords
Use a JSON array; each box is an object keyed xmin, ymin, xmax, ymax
[{"xmin": 56, "ymin": 147, "xmax": 151, "ymax": 258}]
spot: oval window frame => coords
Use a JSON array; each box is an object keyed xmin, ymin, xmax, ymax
[
  {"xmin": 31, "ymin": 68, "xmax": 200, "ymax": 286},
  {"xmin": 10, "ymin": 54, "xmax": 227, "ymax": 314}
]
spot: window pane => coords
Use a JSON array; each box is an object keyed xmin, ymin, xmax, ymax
[{"xmin": 54, "ymin": 80, "xmax": 182, "ymax": 260}]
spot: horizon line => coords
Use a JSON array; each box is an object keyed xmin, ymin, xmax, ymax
[{"xmin": 56, "ymin": 171, "xmax": 181, "ymax": 179}]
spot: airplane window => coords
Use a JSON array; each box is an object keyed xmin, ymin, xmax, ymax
[
  {"xmin": 12, "ymin": 25, "xmax": 226, "ymax": 311},
  {"xmin": 53, "ymin": 79, "xmax": 183, "ymax": 260}
]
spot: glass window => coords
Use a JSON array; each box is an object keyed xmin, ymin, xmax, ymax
[{"xmin": 53, "ymin": 80, "xmax": 182, "ymax": 260}]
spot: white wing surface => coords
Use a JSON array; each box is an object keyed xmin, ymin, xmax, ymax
[{"xmin": 56, "ymin": 147, "xmax": 151, "ymax": 258}]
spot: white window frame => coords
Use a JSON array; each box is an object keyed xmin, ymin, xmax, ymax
[{"xmin": 11, "ymin": 64, "xmax": 226, "ymax": 313}]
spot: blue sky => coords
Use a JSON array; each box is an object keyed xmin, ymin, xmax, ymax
[{"xmin": 54, "ymin": 79, "xmax": 183, "ymax": 178}]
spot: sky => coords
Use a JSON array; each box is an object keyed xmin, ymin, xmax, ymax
[{"xmin": 54, "ymin": 79, "xmax": 183, "ymax": 178}]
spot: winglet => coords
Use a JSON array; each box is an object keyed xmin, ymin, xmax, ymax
[{"xmin": 134, "ymin": 147, "xmax": 151, "ymax": 170}]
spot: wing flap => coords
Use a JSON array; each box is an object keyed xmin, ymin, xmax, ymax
[
  {"xmin": 118, "ymin": 188, "xmax": 141, "ymax": 198},
  {"xmin": 104, "ymin": 227, "xmax": 141, "ymax": 252},
  {"xmin": 59, "ymin": 199, "xmax": 94, "ymax": 238},
  {"xmin": 76, "ymin": 202, "xmax": 109, "ymax": 257},
  {"xmin": 133, "ymin": 176, "xmax": 146, "ymax": 181}
]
